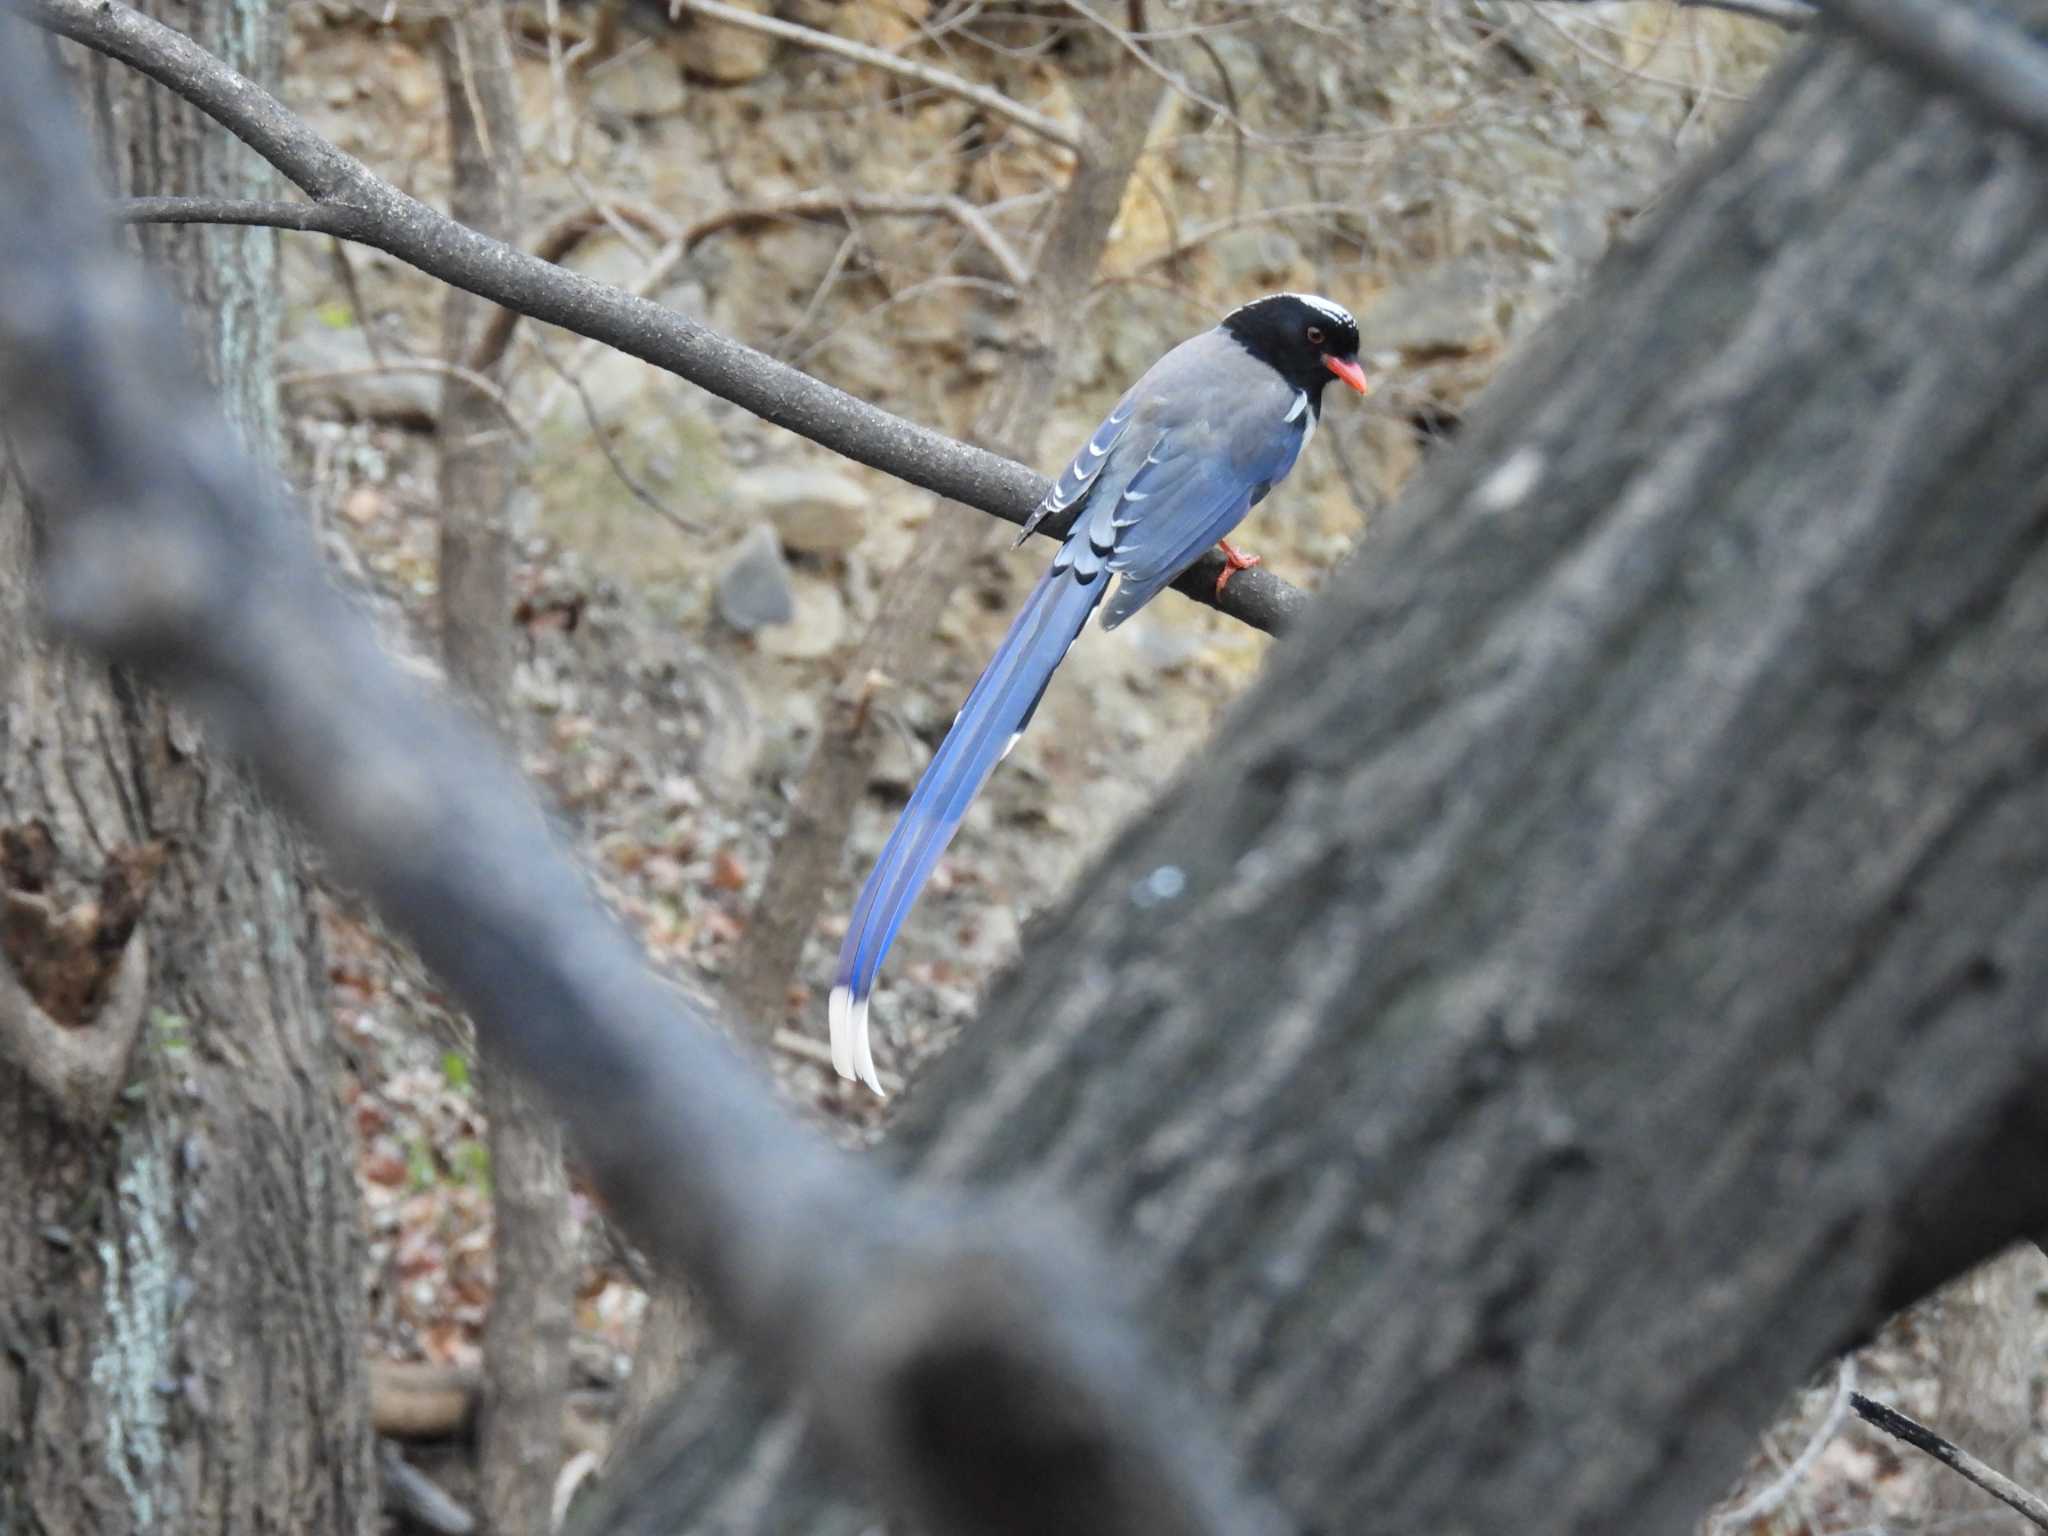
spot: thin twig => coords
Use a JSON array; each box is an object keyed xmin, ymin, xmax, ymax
[
  {"xmin": 678, "ymin": 192, "xmax": 1032, "ymax": 287},
  {"xmin": 1713, "ymin": 1359, "xmax": 1855, "ymax": 1533},
  {"xmin": 666, "ymin": 0, "xmax": 1084, "ymax": 157},
  {"xmin": 326, "ymin": 236, "xmax": 384, "ymax": 366},
  {"xmin": 541, "ymin": 0, "xmax": 573, "ymax": 166},
  {"xmin": 1060, "ymin": 0, "xmax": 1266, "ymax": 143},
  {"xmin": 279, "ymin": 361, "xmax": 530, "ymax": 439},
  {"xmin": 525, "ymin": 329, "xmax": 705, "ymax": 537},
  {"xmin": 114, "ymin": 194, "xmax": 357, "ymax": 233},
  {"xmin": 1530, "ymin": 0, "xmax": 1814, "ymax": 25},
  {"xmin": 1129, "ymin": 200, "xmax": 1374, "ymax": 278},
  {"xmin": 1850, "ymin": 1392, "xmax": 2048, "ymax": 1531}
]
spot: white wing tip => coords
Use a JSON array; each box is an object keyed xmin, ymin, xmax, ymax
[{"xmin": 827, "ymin": 985, "xmax": 887, "ymax": 1097}]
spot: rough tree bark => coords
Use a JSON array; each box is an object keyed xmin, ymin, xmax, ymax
[
  {"xmin": 432, "ymin": 8, "xmax": 575, "ymax": 1536},
  {"xmin": 0, "ymin": 6, "xmax": 373, "ymax": 1534},
  {"xmin": 586, "ymin": 16, "xmax": 2048, "ymax": 1536}
]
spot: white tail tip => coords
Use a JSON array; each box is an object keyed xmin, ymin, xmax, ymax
[{"xmin": 827, "ymin": 985, "xmax": 887, "ymax": 1097}]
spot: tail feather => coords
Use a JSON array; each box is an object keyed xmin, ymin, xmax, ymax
[{"xmin": 830, "ymin": 562, "xmax": 1107, "ymax": 1092}]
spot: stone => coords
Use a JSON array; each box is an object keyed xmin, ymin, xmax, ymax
[
  {"xmin": 1353, "ymin": 263, "xmax": 1503, "ymax": 362},
  {"xmin": 1211, "ymin": 227, "xmax": 1305, "ymax": 286},
  {"xmin": 587, "ymin": 44, "xmax": 690, "ymax": 119},
  {"xmin": 756, "ymin": 575, "xmax": 847, "ymax": 660},
  {"xmin": 828, "ymin": 0, "xmax": 929, "ymax": 51},
  {"xmin": 734, "ymin": 465, "xmax": 870, "ymax": 555},
  {"xmin": 716, "ymin": 524, "xmax": 796, "ymax": 632},
  {"xmin": 684, "ymin": 0, "xmax": 778, "ymax": 85},
  {"xmin": 281, "ymin": 325, "xmax": 440, "ymax": 425}
]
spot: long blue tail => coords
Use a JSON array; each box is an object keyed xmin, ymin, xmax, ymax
[{"xmin": 830, "ymin": 561, "xmax": 1108, "ymax": 1092}]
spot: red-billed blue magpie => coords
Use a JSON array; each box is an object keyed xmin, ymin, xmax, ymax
[{"xmin": 830, "ymin": 293, "xmax": 1369, "ymax": 1091}]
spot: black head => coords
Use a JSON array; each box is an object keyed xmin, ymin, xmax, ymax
[{"xmin": 1219, "ymin": 292, "xmax": 1368, "ymax": 404}]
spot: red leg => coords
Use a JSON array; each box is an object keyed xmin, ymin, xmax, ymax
[{"xmin": 1214, "ymin": 537, "xmax": 1262, "ymax": 598}]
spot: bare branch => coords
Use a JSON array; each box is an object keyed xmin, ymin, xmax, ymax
[
  {"xmin": 1711, "ymin": 1359, "xmax": 1855, "ymax": 1533},
  {"xmin": 16, "ymin": 0, "xmax": 1302, "ymax": 634},
  {"xmin": 279, "ymin": 359, "xmax": 530, "ymax": 438},
  {"xmin": 379, "ymin": 1443, "xmax": 476, "ymax": 1536},
  {"xmin": 525, "ymin": 327, "xmax": 705, "ymax": 536},
  {"xmin": 115, "ymin": 193, "xmax": 361, "ymax": 232},
  {"xmin": 666, "ymin": 0, "xmax": 1086, "ymax": 157},
  {"xmin": 667, "ymin": 191, "xmax": 1033, "ymax": 288},
  {"xmin": 1850, "ymin": 1392, "xmax": 2048, "ymax": 1531},
  {"xmin": 1530, "ymin": 0, "xmax": 1814, "ymax": 26},
  {"xmin": 1809, "ymin": 0, "xmax": 2048, "ymax": 144},
  {"xmin": 0, "ymin": 34, "xmax": 1279, "ymax": 1536}
]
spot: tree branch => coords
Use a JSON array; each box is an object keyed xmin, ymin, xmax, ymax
[
  {"xmin": 12, "ymin": 0, "xmax": 1305, "ymax": 636},
  {"xmin": 0, "ymin": 33, "xmax": 1277, "ymax": 1536},
  {"xmin": 122, "ymin": 189, "xmax": 1036, "ymax": 353},
  {"xmin": 1532, "ymin": 0, "xmax": 1815, "ymax": 26},
  {"xmin": 1850, "ymin": 1393, "xmax": 2048, "ymax": 1531},
  {"xmin": 666, "ymin": 0, "xmax": 1085, "ymax": 158},
  {"xmin": 115, "ymin": 193, "xmax": 362, "ymax": 233},
  {"xmin": 1809, "ymin": 0, "xmax": 2048, "ymax": 145}
]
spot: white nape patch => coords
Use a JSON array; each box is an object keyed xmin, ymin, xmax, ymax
[
  {"xmin": 829, "ymin": 985, "xmax": 886, "ymax": 1095},
  {"xmin": 1284, "ymin": 389, "xmax": 1309, "ymax": 424},
  {"xmin": 1288, "ymin": 292, "xmax": 1356, "ymax": 329},
  {"xmin": 1226, "ymin": 292, "xmax": 1356, "ymax": 329},
  {"xmin": 1473, "ymin": 446, "xmax": 1546, "ymax": 514}
]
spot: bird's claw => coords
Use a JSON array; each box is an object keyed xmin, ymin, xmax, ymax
[{"xmin": 1214, "ymin": 539, "xmax": 1262, "ymax": 599}]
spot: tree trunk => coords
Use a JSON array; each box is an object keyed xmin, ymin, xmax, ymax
[
  {"xmin": 584, "ymin": 20, "xmax": 2048, "ymax": 1536},
  {"xmin": 0, "ymin": 5, "xmax": 374, "ymax": 1534},
  {"xmin": 432, "ymin": 7, "xmax": 576, "ymax": 1535}
]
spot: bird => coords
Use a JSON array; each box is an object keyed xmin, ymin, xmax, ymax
[{"xmin": 828, "ymin": 292, "xmax": 1369, "ymax": 1093}]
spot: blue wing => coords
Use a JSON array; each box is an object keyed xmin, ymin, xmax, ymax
[
  {"xmin": 1014, "ymin": 386, "xmax": 1140, "ymax": 546},
  {"xmin": 1100, "ymin": 414, "xmax": 1307, "ymax": 628}
]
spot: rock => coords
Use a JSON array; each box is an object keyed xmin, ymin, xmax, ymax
[
  {"xmin": 734, "ymin": 465, "xmax": 870, "ymax": 556},
  {"xmin": 828, "ymin": 0, "xmax": 930, "ymax": 51},
  {"xmin": 281, "ymin": 325, "xmax": 440, "ymax": 425},
  {"xmin": 1353, "ymin": 264, "xmax": 1503, "ymax": 362},
  {"xmin": 684, "ymin": 0, "xmax": 777, "ymax": 85},
  {"xmin": 757, "ymin": 575, "xmax": 847, "ymax": 660},
  {"xmin": 1211, "ymin": 227, "xmax": 1305, "ymax": 286},
  {"xmin": 587, "ymin": 44, "xmax": 689, "ymax": 119},
  {"xmin": 716, "ymin": 524, "xmax": 796, "ymax": 632}
]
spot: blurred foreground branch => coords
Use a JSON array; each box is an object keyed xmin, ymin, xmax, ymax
[{"xmin": 1807, "ymin": 0, "xmax": 2048, "ymax": 144}]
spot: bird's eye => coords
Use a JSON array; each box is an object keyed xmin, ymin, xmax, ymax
[{"xmin": 1305, "ymin": 325, "xmax": 1325, "ymax": 345}]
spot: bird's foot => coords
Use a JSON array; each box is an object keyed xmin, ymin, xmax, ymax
[{"xmin": 1214, "ymin": 539, "xmax": 1262, "ymax": 598}]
